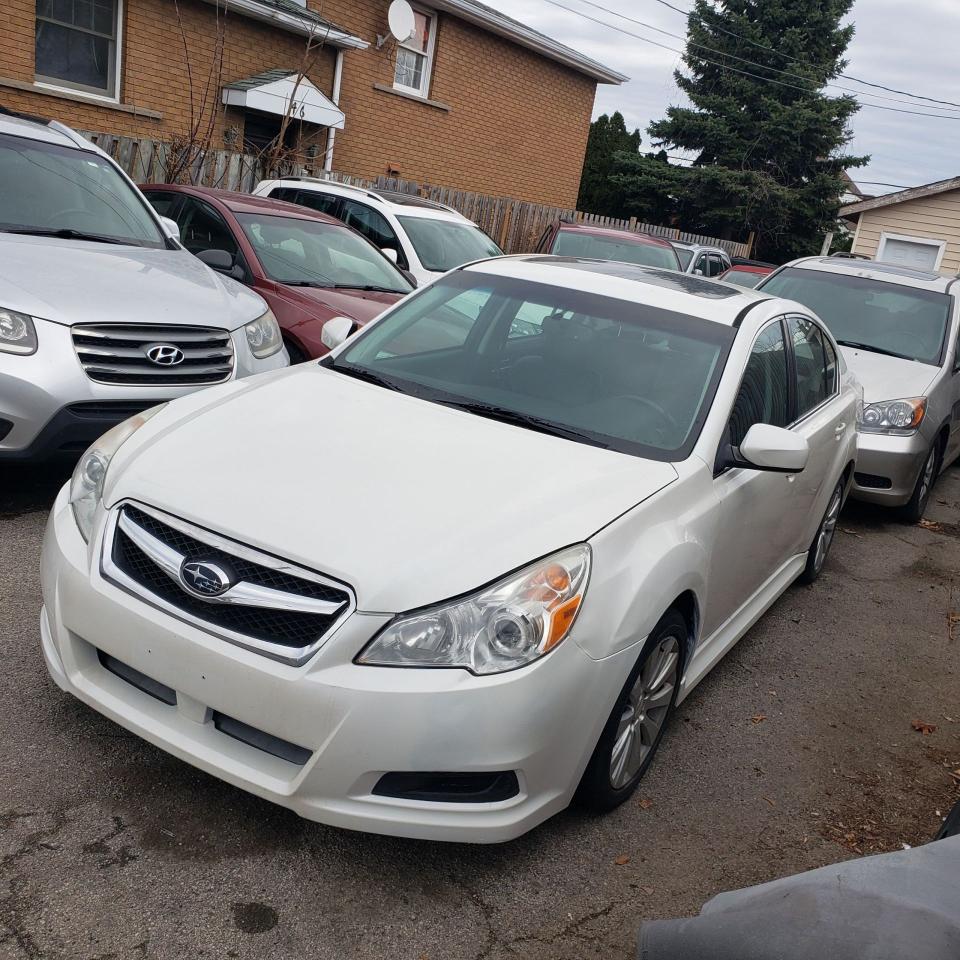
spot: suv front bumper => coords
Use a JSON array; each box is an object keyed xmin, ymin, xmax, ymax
[
  {"xmin": 1, "ymin": 318, "xmax": 287, "ymax": 460},
  {"xmin": 850, "ymin": 429, "xmax": 931, "ymax": 506}
]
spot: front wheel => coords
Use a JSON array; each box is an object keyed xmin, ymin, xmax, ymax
[
  {"xmin": 900, "ymin": 443, "xmax": 939, "ymax": 523},
  {"xmin": 576, "ymin": 610, "xmax": 685, "ymax": 812},
  {"xmin": 798, "ymin": 478, "xmax": 844, "ymax": 584}
]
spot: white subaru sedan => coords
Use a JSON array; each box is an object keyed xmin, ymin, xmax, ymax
[{"xmin": 40, "ymin": 258, "xmax": 858, "ymax": 843}]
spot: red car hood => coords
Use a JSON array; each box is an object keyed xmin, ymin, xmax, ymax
[{"xmin": 287, "ymin": 285, "xmax": 403, "ymax": 324}]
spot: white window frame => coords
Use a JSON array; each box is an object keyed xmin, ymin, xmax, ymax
[
  {"xmin": 34, "ymin": 0, "xmax": 124, "ymax": 103},
  {"xmin": 876, "ymin": 231, "xmax": 946, "ymax": 271},
  {"xmin": 392, "ymin": 6, "xmax": 437, "ymax": 99}
]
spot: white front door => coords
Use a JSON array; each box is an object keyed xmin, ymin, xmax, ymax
[{"xmin": 877, "ymin": 234, "xmax": 944, "ymax": 271}]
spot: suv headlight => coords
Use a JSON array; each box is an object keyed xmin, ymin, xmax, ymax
[
  {"xmin": 244, "ymin": 308, "xmax": 282, "ymax": 359},
  {"xmin": 858, "ymin": 397, "xmax": 926, "ymax": 435},
  {"xmin": 357, "ymin": 545, "xmax": 591, "ymax": 675},
  {"xmin": 0, "ymin": 307, "xmax": 38, "ymax": 355},
  {"xmin": 69, "ymin": 405, "xmax": 166, "ymax": 541}
]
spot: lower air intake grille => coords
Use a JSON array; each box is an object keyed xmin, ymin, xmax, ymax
[{"xmin": 854, "ymin": 472, "xmax": 893, "ymax": 490}]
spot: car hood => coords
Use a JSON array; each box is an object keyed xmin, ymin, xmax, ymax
[
  {"xmin": 0, "ymin": 233, "xmax": 265, "ymax": 329},
  {"xmin": 107, "ymin": 366, "xmax": 678, "ymax": 612},
  {"xmin": 286, "ymin": 285, "xmax": 404, "ymax": 324},
  {"xmin": 839, "ymin": 346, "xmax": 940, "ymax": 402}
]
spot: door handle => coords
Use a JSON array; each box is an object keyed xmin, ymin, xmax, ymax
[{"xmin": 834, "ymin": 422, "xmax": 846, "ymax": 440}]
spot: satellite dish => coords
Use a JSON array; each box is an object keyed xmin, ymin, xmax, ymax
[{"xmin": 387, "ymin": 0, "xmax": 416, "ymax": 43}]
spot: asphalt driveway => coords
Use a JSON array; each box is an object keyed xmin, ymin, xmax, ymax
[{"xmin": 1, "ymin": 461, "xmax": 958, "ymax": 960}]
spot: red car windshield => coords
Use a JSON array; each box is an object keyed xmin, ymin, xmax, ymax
[{"xmin": 551, "ymin": 230, "xmax": 680, "ymax": 270}]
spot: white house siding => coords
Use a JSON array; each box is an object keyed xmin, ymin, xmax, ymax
[{"xmin": 852, "ymin": 189, "xmax": 960, "ymax": 275}]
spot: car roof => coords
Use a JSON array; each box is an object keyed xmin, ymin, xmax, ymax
[
  {"xmin": 142, "ymin": 183, "xmax": 343, "ymax": 225},
  {"xmin": 781, "ymin": 256, "xmax": 957, "ymax": 293},
  {"xmin": 672, "ymin": 241, "xmax": 726, "ymax": 254},
  {"xmin": 268, "ymin": 177, "xmax": 472, "ymax": 223},
  {"xmin": 0, "ymin": 108, "xmax": 102, "ymax": 151},
  {"xmin": 556, "ymin": 222, "xmax": 676, "ymax": 248},
  {"xmin": 463, "ymin": 255, "xmax": 775, "ymax": 325}
]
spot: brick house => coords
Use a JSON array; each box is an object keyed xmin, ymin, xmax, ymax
[{"xmin": 0, "ymin": 0, "xmax": 625, "ymax": 206}]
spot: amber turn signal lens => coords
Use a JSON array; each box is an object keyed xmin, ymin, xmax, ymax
[{"xmin": 544, "ymin": 595, "xmax": 581, "ymax": 650}]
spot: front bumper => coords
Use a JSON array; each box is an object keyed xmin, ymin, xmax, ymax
[
  {"xmin": 40, "ymin": 488, "xmax": 630, "ymax": 842},
  {"xmin": 0, "ymin": 318, "xmax": 287, "ymax": 460},
  {"xmin": 850, "ymin": 429, "xmax": 930, "ymax": 506}
]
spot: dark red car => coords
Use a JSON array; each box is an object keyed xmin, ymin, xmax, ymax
[
  {"xmin": 141, "ymin": 184, "xmax": 414, "ymax": 361},
  {"xmin": 535, "ymin": 220, "xmax": 681, "ymax": 270},
  {"xmin": 718, "ymin": 260, "xmax": 776, "ymax": 288}
]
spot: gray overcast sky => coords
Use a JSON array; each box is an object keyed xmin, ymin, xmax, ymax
[{"xmin": 485, "ymin": 0, "xmax": 960, "ymax": 196}]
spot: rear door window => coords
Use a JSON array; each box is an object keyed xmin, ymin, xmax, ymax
[{"xmin": 341, "ymin": 200, "xmax": 406, "ymax": 266}]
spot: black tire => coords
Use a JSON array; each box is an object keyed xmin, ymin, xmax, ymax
[
  {"xmin": 798, "ymin": 477, "xmax": 844, "ymax": 584},
  {"xmin": 284, "ymin": 338, "xmax": 307, "ymax": 365},
  {"xmin": 575, "ymin": 610, "xmax": 686, "ymax": 813},
  {"xmin": 900, "ymin": 442, "xmax": 940, "ymax": 524}
]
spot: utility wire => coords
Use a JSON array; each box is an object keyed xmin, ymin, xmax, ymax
[
  {"xmin": 562, "ymin": 0, "xmax": 960, "ymax": 114},
  {"xmin": 645, "ymin": 0, "xmax": 960, "ymax": 110},
  {"xmin": 539, "ymin": 0, "xmax": 960, "ymax": 119}
]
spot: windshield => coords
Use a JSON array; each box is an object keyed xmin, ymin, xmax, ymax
[
  {"xmin": 327, "ymin": 272, "xmax": 734, "ymax": 460},
  {"xmin": 0, "ymin": 132, "xmax": 165, "ymax": 247},
  {"xmin": 551, "ymin": 230, "xmax": 680, "ymax": 270},
  {"xmin": 760, "ymin": 267, "xmax": 951, "ymax": 365},
  {"xmin": 397, "ymin": 216, "xmax": 502, "ymax": 272},
  {"xmin": 722, "ymin": 268, "xmax": 766, "ymax": 289},
  {"xmin": 674, "ymin": 247, "xmax": 694, "ymax": 270},
  {"xmin": 237, "ymin": 213, "xmax": 413, "ymax": 293}
]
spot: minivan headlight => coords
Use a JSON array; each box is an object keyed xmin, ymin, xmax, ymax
[
  {"xmin": 244, "ymin": 308, "xmax": 282, "ymax": 359},
  {"xmin": 858, "ymin": 397, "xmax": 926, "ymax": 435},
  {"xmin": 357, "ymin": 545, "xmax": 591, "ymax": 675},
  {"xmin": 69, "ymin": 405, "xmax": 166, "ymax": 541},
  {"xmin": 0, "ymin": 307, "xmax": 38, "ymax": 355}
]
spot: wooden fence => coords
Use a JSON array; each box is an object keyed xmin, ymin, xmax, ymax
[{"xmin": 81, "ymin": 131, "xmax": 752, "ymax": 259}]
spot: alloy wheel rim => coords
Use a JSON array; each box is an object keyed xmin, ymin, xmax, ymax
[
  {"xmin": 813, "ymin": 485, "xmax": 842, "ymax": 573},
  {"xmin": 918, "ymin": 448, "xmax": 936, "ymax": 508},
  {"xmin": 609, "ymin": 635, "xmax": 680, "ymax": 788}
]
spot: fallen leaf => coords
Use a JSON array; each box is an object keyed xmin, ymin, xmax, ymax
[
  {"xmin": 763, "ymin": 796, "xmax": 776, "ymax": 807},
  {"xmin": 911, "ymin": 719, "xmax": 938, "ymax": 735},
  {"xmin": 750, "ymin": 714, "xmax": 767, "ymax": 724},
  {"xmin": 948, "ymin": 769, "xmax": 960, "ymax": 783},
  {"xmin": 840, "ymin": 527, "xmax": 861, "ymax": 537},
  {"xmin": 638, "ymin": 798, "xmax": 653, "ymax": 810},
  {"xmin": 918, "ymin": 519, "xmax": 943, "ymax": 532},
  {"xmin": 641, "ymin": 885, "xmax": 655, "ymax": 895},
  {"xmin": 615, "ymin": 855, "xmax": 630, "ymax": 866}
]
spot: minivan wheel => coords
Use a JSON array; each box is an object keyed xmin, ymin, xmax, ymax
[
  {"xmin": 799, "ymin": 478, "xmax": 844, "ymax": 584},
  {"xmin": 575, "ymin": 610, "xmax": 685, "ymax": 813},
  {"xmin": 901, "ymin": 443, "xmax": 939, "ymax": 524}
]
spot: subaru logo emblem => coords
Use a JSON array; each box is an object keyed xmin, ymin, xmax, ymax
[
  {"xmin": 146, "ymin": 343, "xmax": 184, "ymax": 366},
  {"xmin": 180, "ymin": 559, "xmax": 233, "ymax": 598}
]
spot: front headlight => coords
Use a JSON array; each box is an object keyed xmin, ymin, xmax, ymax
[
  {"xmin": 357, "ymin": 545, "xmax": 591, "ymax": 675},
  {"xmin": 244, "ymin": 308, "xmax": 282, "ymax": 359},
  {"xmin": 858, "ymin": 396, "xmax": 926, "ymax": 435},
  {"xmin": 0, "ymin": 307, "xmax": 38, "ymax": 355},
  {"xmin": 69, "ymin": 405, "xmax": 166, "ymax": 541}
]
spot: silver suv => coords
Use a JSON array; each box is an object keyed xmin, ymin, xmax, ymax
[
  {"xmin": 759, "ymin": 257, "xmax": 960, "ymax": 519},
  {"xmin": 0, "ymin": 110, "xmax": 287, "ymax": 461},
  {"xmin": 672, "ymin": 242, "xmax": 732, "ymax": 277}
]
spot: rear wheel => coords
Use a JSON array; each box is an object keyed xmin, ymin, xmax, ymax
[
  {"xmin": 576, "ymin": 610, "xmax": 685, "ymax": 812},
  {"xmin": 799, "ymin": 478, "xmax": 843, "ymax": 584},
  {"xmin": 900, "ymin": 443, "xmax": 939, "ymax": 523}
]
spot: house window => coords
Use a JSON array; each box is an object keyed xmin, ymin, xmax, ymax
[
  {"xmin": 393, "ymin": 8, "xmax": 436, "ymax": 97},
  {"xmin": 35, "ymin": 0, "xmax": 121, "ymax": 98}
]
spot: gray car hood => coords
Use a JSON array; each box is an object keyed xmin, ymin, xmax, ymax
[
  {"xmin": 0, "ymin": 233, "xmax": 265, "ymax": 329},
  {"xmin": 839, "ymin": 345, "xmax": 939, "ymax": 403}
]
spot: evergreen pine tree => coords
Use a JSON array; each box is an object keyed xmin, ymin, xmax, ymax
[{"xmin": 576, "ymin": 112, "xmax": 643, "ymax": 215}]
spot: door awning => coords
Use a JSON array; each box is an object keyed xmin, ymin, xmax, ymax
[{"xmin": 222, "ymin": 70, "xmax": 345, "ymax": 128}]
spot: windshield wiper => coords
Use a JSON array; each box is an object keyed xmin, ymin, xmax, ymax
[
  {"xmin": 835, "ymin": 339, "xmax": 916, "ymax": 362},
  {"xmin": 323, "ymin": 360, "xmax": 402, "ymax": 392},
  {"xmin": 329, "ymin": 284, "xmax": 408, "ymax": 294},
  {"xmin": 1, "ymin": 226, "xmax": 134, "ymax": 245},
  {"xmin": 429, "ymin": 397, "xmax": 610, "ymax": 447},
  {"xmin": 283, "ymin": 280, "xmax": 334, "ymax": 288}
]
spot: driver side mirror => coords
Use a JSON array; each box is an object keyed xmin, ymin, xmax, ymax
[
  {"xmin": 197, "ymin": 248, "xmax": 246, "ymax": 282},
  {"xmin": 321, "ymin": 316, "xmax": 355, "ymax": 351},
  {"xmin": 159, "ymin": 216, "xmax": 181, "ymax": 242},
  {"xmin": 720, "ymin": 423, "xmax": 809, "ymax": 473},
  {"xmin": 693, "ymin": 268, "xmax": 705, "ymax": 276},
  {"xmin": 381, "ymin": 247, "xmax": 399, "ymax": 264}
]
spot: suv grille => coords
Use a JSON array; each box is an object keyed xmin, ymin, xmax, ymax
[
  {"xmin": 72, "ymin": 324, "xmax": 234, "ymax": 385},
  {"xmin": 102, "ymin": 504, "xmax": 354, "ymax": 664}
]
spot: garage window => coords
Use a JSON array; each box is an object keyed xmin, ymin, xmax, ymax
[
  {"xmin": 876, "ymin": 232, "xmax": 946, "ymax": 272},
  {"xmin": 393, "ymin": 7, "xmax": 436, "ymax": 98},
  {"xmin": 35, "ymin": 0, "xmax": 122, "ymax": 98}
]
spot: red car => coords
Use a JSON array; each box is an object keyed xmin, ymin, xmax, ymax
[
  {"xmin": 141, "ymin": 184, "xmax": 414, "ymax": 361},
  {"xmin": 535, "ymin": 220, "xmax": 681, "ymax": 270},
  {"xmin": 718, "ymin": 260, "xmax": 776, "ymax": 288}
]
